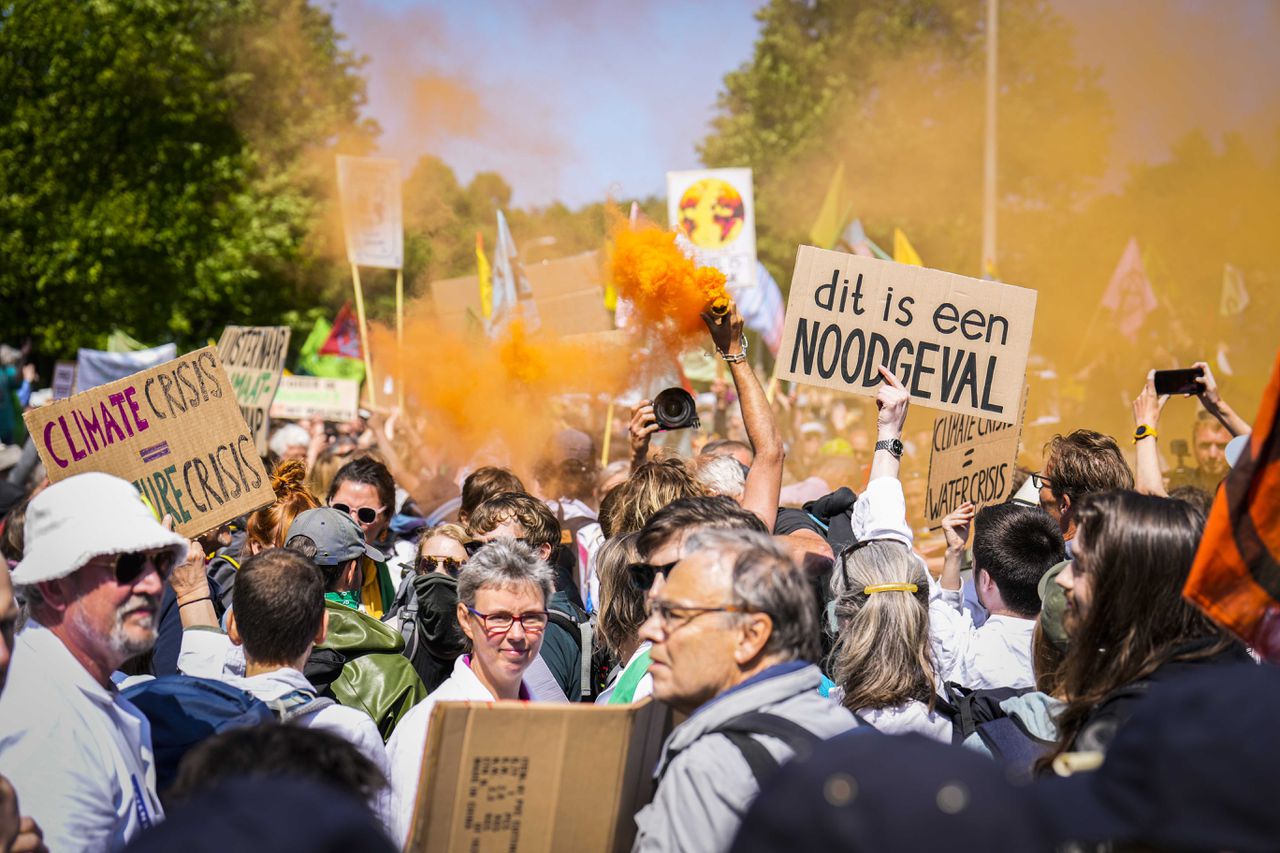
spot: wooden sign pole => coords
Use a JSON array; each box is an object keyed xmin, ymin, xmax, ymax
[{"xmin": 350, "ymin": 262, "xmax": 377, "ymax": 409}]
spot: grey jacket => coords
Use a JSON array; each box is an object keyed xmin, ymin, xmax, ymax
[{"xmin": 632, "ymin": 663, "xmax": 857, "ymax": 853}]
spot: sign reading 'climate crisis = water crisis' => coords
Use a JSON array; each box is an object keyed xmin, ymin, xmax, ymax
[
  {"xmin": 24, "ymin": 346, "xmax": 274, "ymax": 537},
  {"xmin": 776, "ymin": 247, "xmax": 1037, "ymax": 424}
]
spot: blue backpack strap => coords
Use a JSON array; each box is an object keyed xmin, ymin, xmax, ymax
[{"xmin": 267, "ymin": 688, "xmax": 336, "ymax": 723}]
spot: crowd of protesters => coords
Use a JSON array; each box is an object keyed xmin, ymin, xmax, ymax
[{"xmin": 0, "ymin": 307, "xmax": 1273, "ymax": 853}]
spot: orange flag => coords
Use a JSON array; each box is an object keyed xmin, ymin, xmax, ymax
[{"xmin": 1184, "ymin": 348, "xmax": 1280, "ymax": 661}]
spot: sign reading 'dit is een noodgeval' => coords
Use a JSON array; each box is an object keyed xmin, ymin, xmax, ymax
[
  {"xmin": 24, "ymin": 347, "xmax": 274, "ymax": 537},
  {"xmin": 776, "ymin": 246, "xmax": 1037, "ymax": 424}
]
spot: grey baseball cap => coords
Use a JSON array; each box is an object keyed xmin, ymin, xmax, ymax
[{"xmin": 285, "ymin": 508, "xmax": 381, "ymax": 567}]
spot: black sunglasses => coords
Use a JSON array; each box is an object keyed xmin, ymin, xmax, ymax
[
  {"xmin": 417, "ymin": 555, "xmax": 465, "ymax": 577},
  {"xmin": 113, "ymin": 550, "xmax": 176, "ymax": 586},
  {"xmin": 628, "ymin": 560, "xmax": 677, "ymax": 593},
  {"xmin": 331, "ymin": 503, "xmax": 382, "ymax": 525}
]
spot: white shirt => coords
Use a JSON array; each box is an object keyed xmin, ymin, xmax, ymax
[
  {"xmin": 385, "ymin": 655, "xmax": 547, "ymax": 846},
  {"xmin": 177, "ymin": 628, "xmax": 390, "ymax": 775},
  {"xmin": 856, "ymin": 700, "xmax": 954, "ymax": 743},
  {"xmin": 546, "ymin": 497, "xmax": 604, "ymax": 612},
  {"xmin": 929, "ymin": 582, "xmax": 1037, "ymax": 690},
  {"xmin": 0, "ymin": 623, "xmax": 164, "ymax": 852},
  {"xmin": 594, "ymin": 642, "xmax": 654, "ymax": 706}
]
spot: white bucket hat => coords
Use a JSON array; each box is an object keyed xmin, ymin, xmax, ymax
[{"xmin": 13, "ymin": 472, "xmax": 190, "ymax": 585}]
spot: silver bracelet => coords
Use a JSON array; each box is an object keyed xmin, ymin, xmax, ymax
[{"xmin": 716, "ymin": 334, "xmax": 749, "ymax": 363}]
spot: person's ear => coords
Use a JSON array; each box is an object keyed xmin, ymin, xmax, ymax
[
  {"xmin": 36, "ymin": 578, "xmax": 74, "ymax": 612},
  {"xmin": 734, "ymin": 613, "xmax": 773, "ymax": 665},
  {"xmin": 457, "ymin": 601, "xmax": 475, "ymax": 644},
  {"xmin": 314, "ymin": 609, "xmax": 329, "ymax": 646},
  {"xmin": 1060, "ymin": 492, "xmax": 1073, "ymax": 516},
  {"xmin": 227, "ymin": 610, "xmax": 244, "ymax": 647},
  {"xmin": 537, "ymin": 543, "xmax": 553, "ymax": 562}
]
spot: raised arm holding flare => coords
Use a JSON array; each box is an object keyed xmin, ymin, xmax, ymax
[{"xmin": 702, "ymin": 303, "xmax": 784, "ymax": 532}]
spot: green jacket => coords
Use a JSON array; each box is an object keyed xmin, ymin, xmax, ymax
[{"xmin": 308, "ymin": 600, "xmax": 429, "ymax": 741}]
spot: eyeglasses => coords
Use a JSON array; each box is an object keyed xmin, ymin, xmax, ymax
[
  {"xmin": 417, "ymin": 555, "xmax": 464, "ymax": 577},
  {"xmin": 331, "ymin": 503, "xmax": 384, "ymax": 525},
  {"xmin": 464, "ymin": 537, "xmax": 531, "ymax": 557},
  {"xmin": 1030, "ymin": 472, "xmax": 1053, "ymax": 490},
  {"xmin": 465, "ymin": 605, "xmax": 550, "ymax": 636},
  {"xmin": 628, "ymin": 561, "xmax": 677, "ymax": 593},
  {"xmin": 646, "ymin": 599, "xmax": 752, "ymax": 636},
  {"xmin": 112, "ymin": 550, "xmax": 176, "ymax": 586}
]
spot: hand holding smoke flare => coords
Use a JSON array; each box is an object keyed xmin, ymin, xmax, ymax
[{"xmin": 607, "ymin": 220, "xmax": 729, "ymax": 347}]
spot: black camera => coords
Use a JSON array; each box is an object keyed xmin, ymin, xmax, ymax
[{"xmin": 653, "ymin": 387, "xmax": 700, "ymax": 431}]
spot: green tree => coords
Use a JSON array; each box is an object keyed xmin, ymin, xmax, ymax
[
  {"xmin": 0, "ymin": 0, "xmax": 373, "ymax": 357},
  {"xmin": 699, "ymin": 0, "xmax": 1111, "ymax": 344}
]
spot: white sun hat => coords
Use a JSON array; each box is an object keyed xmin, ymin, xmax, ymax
[{"xmin": 13, "ymin": 472, "xmax": 190, "ymax": 585}]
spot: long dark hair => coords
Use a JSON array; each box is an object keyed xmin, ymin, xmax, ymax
[{"xmin": 1040, "ymin": 491, "xmax": 1234, "ymax": 769}]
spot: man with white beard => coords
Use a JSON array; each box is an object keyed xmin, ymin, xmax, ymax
[{"xmin": 0, "ymin": 473, "xmax": 190, "ymax": 852}]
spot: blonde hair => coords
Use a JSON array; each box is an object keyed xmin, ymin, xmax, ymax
[
  {"xmin": 830, "ymin": 541, "xmax": 937, "ymax": 713},
  {"xmin": 305, "ymin": 439, "xmax": 359, "ymax": 502},
  {"xmin": 246, "ymin": 460, "xmax": 320, "ymax": 553},
  {"xmin": 416, "ymin": 523, "xmax": 468, "ymax": 558},
  {"xmin": 601, "ymin": 458, "xmax": 704, "ymax": 537},
  {"xmin": 596, "ymin": 533, "xmax": 644, "ymax": 659}
]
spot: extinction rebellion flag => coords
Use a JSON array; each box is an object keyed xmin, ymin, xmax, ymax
[
  {"xmin": 320, "ymin": 303, "xmax": 362, "ymax": 360},
  {"xmin": 1184, "ymin": 348, "xmax": 1280, "ymax": 661}
]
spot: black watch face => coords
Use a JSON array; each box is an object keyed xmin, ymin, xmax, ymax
[{"xmin": 890, "ymin": 439, "xmax": 904, "ymax": 455}]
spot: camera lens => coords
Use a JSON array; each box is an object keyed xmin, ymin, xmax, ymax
[{"xmin": 652, "ymin": 387, "xmax": 700, "ymax": 431}]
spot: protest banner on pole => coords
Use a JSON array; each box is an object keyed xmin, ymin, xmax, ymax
[
  {"xmin": 216, "ymin": 325, "xmax": 291, "ymax": 455},
  {"xmin": 74, "ymin": 343, "xmax": 178, "ymax": 394},
  {"xmin": 24, "ymin": 347, "xmax": 273, "ymax": 537},
  {"xmin": 924, "ymin": 385, "xmax": 1028, "ymax": 523},
  {"xmin": 52, "ymin": 361, "xmax": 77, "ymax": 400},
  {"xmin": 407, "ymin": 699, "xmax": 672, "ymax": 853},
  {"xmin": 336, "ymin": 155, "xmax": 403, "ymax": 408},
  {"xmin": 269, "ymin": 375, "xmax": 360, "ymax": 423},
  {"xmin": 666, "ymin": 168, "xmax": 757, "ymax": 290},
  {"xmin": 775, "ymin": 247, "xmax": 1036, "ymax": 424}
]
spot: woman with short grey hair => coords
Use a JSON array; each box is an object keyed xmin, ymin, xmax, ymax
[{"xmin": 384, "ymin": 539, "xmax": 556, "ymax": 846}]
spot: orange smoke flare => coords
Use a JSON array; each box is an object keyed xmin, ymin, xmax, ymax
[{"xmin": 607, "ymin": 219, "xmax": 729, "ymax": 345}]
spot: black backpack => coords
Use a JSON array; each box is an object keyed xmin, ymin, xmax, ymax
[
  {"xmin": 934, "ymin": 683, "xmax": 1055, "ymax": 782},
  {"xmin": 546, "ymin": 599, "xmax": 599, "ymax": 702},
  {"xmin": 661, "ymin": 711, "xmax": 822, "ymax": 788}
]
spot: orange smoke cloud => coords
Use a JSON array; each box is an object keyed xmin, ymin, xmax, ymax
[
  {"xmin": 607, "ymin": 220, "xmax": 728, "ymax": 347},
  {"xmin": 371, "ymin": 311, "xmax": 633, "ymax": 478}
]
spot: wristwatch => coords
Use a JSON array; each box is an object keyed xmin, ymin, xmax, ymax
[{"xmin": 875, "ymin": 438, "xmax": 905, "ymax": 459}]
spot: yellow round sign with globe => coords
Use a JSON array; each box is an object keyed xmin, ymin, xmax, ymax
[{"xmin": 677, "ymin": 178, "xmax": 745, "ymax": 249}]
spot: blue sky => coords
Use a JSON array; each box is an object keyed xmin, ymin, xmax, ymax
[
  {"xmin": 329, "ymin": 0, "xmax": 1280, "ymax": 209},
  {"xmin": 330, "ymin": 0, "xmax": 761, "ymax": 207}
]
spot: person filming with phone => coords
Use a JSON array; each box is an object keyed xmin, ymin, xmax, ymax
[{"xmin": 1132, "ymin": 360, "xmax": 1252, "ymax": 498}]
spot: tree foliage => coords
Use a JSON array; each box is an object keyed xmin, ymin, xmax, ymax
[{"xmin": 0, "ymin": 0, "xmax": 372, "ymax": 356}]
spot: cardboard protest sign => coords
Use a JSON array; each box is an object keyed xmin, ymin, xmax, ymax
[
  {"xmin": 407, "ymin": 699, "xmax": 672, "ymax": 853},
  {"xmin": 430, "ymin": 251, "xmax": 614, "ymax": 337},
  {"xmin": 24, "ymin": 347, "xmax": 273, "ymax": 537},
  {"xmin": 52, "ymin": 361, "xmax": 77, "ymax": 400},
  {"xmin": 216, "ymin": 326, "xmax": 291, "ymax": 455},
  {"xmin": 667, "ymin": 168, "xmax": 757, "ymax": 290},
  {"xmin": 776, "ymin": 247, "xmax": 1036, "ymax": 424},
  {"xmin": 925, "ymin": 385, "xmax": 1028, "ymax": 523},
  {"xmin": 336, "ymin": 155, "xmax": 403, "ymax": 269},
  {"xmin": 269, "ymin": 375, "xmax": 360, "ymax": 422}
]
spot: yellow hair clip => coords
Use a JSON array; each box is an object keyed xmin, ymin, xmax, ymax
[{"xmin": 862, "ymin": 583, "xmax": 919, "ymax": 595}]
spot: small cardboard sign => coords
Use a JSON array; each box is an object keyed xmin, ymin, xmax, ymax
[
  {"xmin": 24, "ymin": 347, "xmax": 273, "ymax": 537},
  {"xmin": 336, "ymin": 155, "xmax": 403, "ymax": 269},
  {"xmin": 269, "ymin": 375, "xmax": 360, "ymax": 422},
  {"xmin": 408, "ymin": 699, "xmax": 672, "ymax": 853},
  {"xmin": 216, "ymin": 325, "xmax": 291, "ymax": 456},
  {"xmin": 52, "ymin": 361, "xmax": 77, "ymax": 400},
  {"xmin": 776, "ymin": 247, "xmax": 1037, "ymax": 424},
  {"xmin": 430, "ymin": 251, "xmax": 614, "ymax": 337},
  {"xmin": 666, "ymin": 168, "xmax": 757, "ymax": 290},
  {"xmin": 925, "ymin": 385, "xmax": 1028, "ymax": 523}
]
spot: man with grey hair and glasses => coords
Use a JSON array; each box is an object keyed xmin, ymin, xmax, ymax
[
  {"xmin": 0, "ymin": 472, "xmax": 192, "ymax": 852},
  {"xmin": 632, "ymin": 529, "xmax": 856, "ymax": 853}
]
